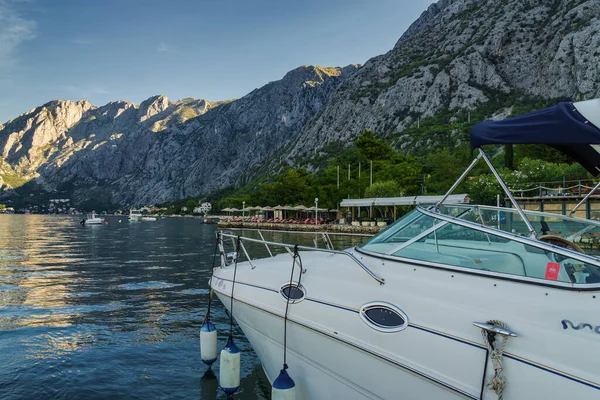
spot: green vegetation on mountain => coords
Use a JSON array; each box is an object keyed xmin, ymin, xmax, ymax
[
  {"xmin": 211, "ymin": 130, "xmax": 422, "ymax": 211},
  {"xmin": 207, "ymin": 96, "xmax": 594, "ymax": 212}
]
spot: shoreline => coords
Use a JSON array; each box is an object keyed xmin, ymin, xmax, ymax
[{"xmin": 217, "ymin": 221, "xmax": 383, "ymax": 234}]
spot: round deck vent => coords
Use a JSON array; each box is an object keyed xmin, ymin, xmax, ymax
[
  {"xmin": 280, "ymin": 283, "xmax": 305, "ymax": 303},
  {"xmin": 360, "ymin": 302, "xmax": 408, "ymax": 333}
]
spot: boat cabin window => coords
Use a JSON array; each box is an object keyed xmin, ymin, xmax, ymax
[
  {"xmin": 280, "ymin": 283, "xmax": 305, "ymax": 303},
  {"xmin": 359, "ymin": 302, "xmax": 408, "ymax": 333},
  {"xmin": 359, "ymin": 206, "xmax": 600, "ymax": 285}
]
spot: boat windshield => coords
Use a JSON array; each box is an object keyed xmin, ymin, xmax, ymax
[
  {"xmin": 437, "ymin": 204, "xmax": 600, "ymax": 249},
  {"xmin": 359, "ymin": 205, "xmax": 600, "ymax": 285}
]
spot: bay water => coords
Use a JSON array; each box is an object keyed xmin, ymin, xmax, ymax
[{"xmin": 0, "ymin": 215, "xmax": 273, "ymax": 399}]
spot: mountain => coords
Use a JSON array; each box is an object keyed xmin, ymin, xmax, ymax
[
  {"xmin": 0, "ymin": 65, "xmax": 356, "ymax": 206},
  {"xmin": 287, "ymin": 0, "xmax": 600, "ymax": 159},
  {"xmin": 1, "ymin": 0, "xmax": 599, "ymax": 208}
]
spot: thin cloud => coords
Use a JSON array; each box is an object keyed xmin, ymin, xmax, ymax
[
  {"xmin": 157, "ymin": 42, "xmax": 169, "ymax": 52},
  {"xmin": 71, "ymin": 38, "xmax": 92, "ymax": 45},
  {"xmin": 0, "ymin": 0, "xmax": 36, "ymax": 65}
]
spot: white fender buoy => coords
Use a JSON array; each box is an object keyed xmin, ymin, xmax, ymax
[
  {"xmin": 200, "ymin": 320, "xmax": 218, "ymax": 366},
  {"xmin": 272, "ymin": 368, "xmax": 296, "ymax": 400},
  {"xmin": 219, "ymin": 337, "xmax": 240, "ymax": 397}
]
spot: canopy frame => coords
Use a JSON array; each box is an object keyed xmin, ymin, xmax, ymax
[{"xmin": 435, "ymin": 148, "xmax": 537, "ymax": 238}]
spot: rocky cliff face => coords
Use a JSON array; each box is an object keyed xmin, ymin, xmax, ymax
[
  {"xmin": 287, "ymin": 0, "xmax": 600, "ymax": 159},
  {"xmin": 1, "ymin": 0, "xmax": 599, "ymax": 207},
  {"xmin": 0, "ymin": 65, "xmax": 355, "ymax": 205}
]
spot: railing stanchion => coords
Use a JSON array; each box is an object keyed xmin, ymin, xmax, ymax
[
  {"xmin": 257, "ymin": 230, "xmax": 273, "ymax": 257},
  {"xmin": 238, "ymin": 240, "xmax": 255, "ymax": 269}
]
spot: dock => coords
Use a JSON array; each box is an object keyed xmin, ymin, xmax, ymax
[{"xmin": 217, "ymin": 220, "xmax": 384, "ymax": 234}]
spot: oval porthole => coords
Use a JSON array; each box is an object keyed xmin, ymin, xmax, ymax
[
  {"xmin": 279, "ymin": 283, "xmax": 305, "ymax": 303},
  {"xmin": 359, "ymin": 302, "xmax": 408, "ymax": 333}
]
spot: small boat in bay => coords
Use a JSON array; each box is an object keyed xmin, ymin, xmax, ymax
[
  {"xmin": 83, "ymin": 211, "xmax": 104, "ymax": 225},
  {"xmin": 209, "ymin": 99, "xmax": 600, "ymax": 399},
  {"xmin": 128, "ymin": 209, "xmax": 142, "ymax": 222}
]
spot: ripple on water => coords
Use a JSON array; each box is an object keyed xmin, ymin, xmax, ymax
[
  {"xmin": 115, "ymin": 282, "xmax": 183, "ymax": 291},
  {"xmin": 65, "ymin": 291, "xmax": 102, "ymax": 298},
  {"xmin": 179, "ymin": 288, "xmax": 209, "ymax": 295},
  {"xmin": 0, "ymin": 284, "xmax": 20, "ymax": 291}
]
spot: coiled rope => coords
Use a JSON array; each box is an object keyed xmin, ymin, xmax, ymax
[{"xmin": 480, "ymin": 320, "xmax": 510, "ymax": 400}]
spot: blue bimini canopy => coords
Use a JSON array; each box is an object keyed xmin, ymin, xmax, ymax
[{"xmin": 470, "ymin": 100, "xmax": 600, "ymax": 176}]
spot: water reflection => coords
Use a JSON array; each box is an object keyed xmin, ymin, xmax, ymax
[{"xmin": 0, "ymin": 215, "xmax": 366, "ymax": 399}]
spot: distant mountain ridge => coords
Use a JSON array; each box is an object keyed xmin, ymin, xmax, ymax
[
  {"xmin": 0, "ymin": 65, "xmax": 357, "ymax": 206},
  {"xmin": 1, "ymin": 0, "xmax": 599, "ymax": 208}
]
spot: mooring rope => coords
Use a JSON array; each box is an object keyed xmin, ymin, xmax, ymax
[
  {"xmin": 228, "ymin": 236, "xmax": 241, "ymax": 339},
  {"xmin": 209, "ymin": 234, "xmax": 221, "ymax": 321},
  {"xmin": 282, "ymin": 245, "xmax": 303, "ymax": 369},
  {"xmin": 202, "ymin": 235, "xmax": 221, "ymax": 325},
  {"xmin": 480, "ymin": 320, "xmax": 510, "ymax": 400}
]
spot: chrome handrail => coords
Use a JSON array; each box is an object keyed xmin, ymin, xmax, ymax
[{"xmin": 218, "ymin": 231, "xmax": 385, "ymax": 285}]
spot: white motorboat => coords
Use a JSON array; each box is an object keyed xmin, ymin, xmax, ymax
[
  {"xmin": 141, "ymin": 216, "xmax": 157, "ymax": 221},
  {"xmin": 210, "ymin": 99, "xmax": 600, "ymax": 399},
  {"xmin": 83, "ymin": 211, "xmax": 104, "ymax": 225},
  {"xmin": 128, "ymin": 209, "xmax": 143, "ymax": 221}
]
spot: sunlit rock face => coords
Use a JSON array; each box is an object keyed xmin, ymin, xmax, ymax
[
  {"xmin": 1, "ymin": 0, "xmax": 599, "ymax": 206},
  {"xmin": 287, "ymin": 0, "xmax": 600, "ymax": 159}
]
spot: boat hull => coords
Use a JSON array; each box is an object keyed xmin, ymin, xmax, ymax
[
  {"xmin": 213, "ymin": 290, "xmax": 468, "ymax": 400},
  {"xmin": 211, "ymin": 248, "xmax": 600, "ymax": 400}
]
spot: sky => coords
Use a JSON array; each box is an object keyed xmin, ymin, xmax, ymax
[{"xmin": 0, "ymin": 0, "xmax": 436, "ymax": 123}]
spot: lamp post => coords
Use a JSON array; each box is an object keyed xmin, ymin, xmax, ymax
[
  {"xmin": 242, "ymin": 201, "xmax": 245, "ymax": 220},
  {"xmin": 315, "ymin": 198, "xmax": 319, "ymax": 225}
]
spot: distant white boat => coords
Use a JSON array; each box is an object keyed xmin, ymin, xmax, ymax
[
  {"xmin": 141, "ymin": 216, "xmax": 157, "ymax": 221},
  {"xmin": 84, "ymin": 211, "xmax": 104, "ymax": 225},
  {"xmin": 128, "ymin": 209, "xmax": 143, "ymax": 221}
]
